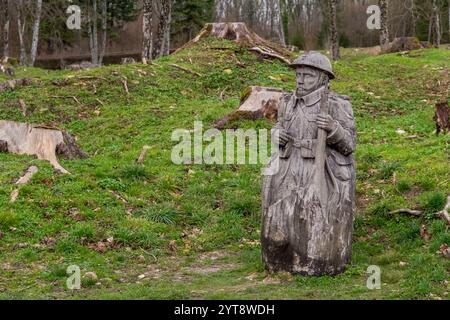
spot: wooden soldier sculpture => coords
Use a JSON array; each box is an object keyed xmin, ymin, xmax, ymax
[{"xmin": 261, "ymin": 51, "xmax": 356, "ymax": 276}]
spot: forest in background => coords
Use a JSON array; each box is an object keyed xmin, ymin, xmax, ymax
[{"xmin": 0, "ymin": 0, "xmax": 449, "ymax": 67}]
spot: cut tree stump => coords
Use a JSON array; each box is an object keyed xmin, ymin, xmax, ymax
[
  {"xmin": 175, "ymin": 23, "xmax": 292, "ymax": 65},
  {"xmin": 0, "ymin": 120, "xmax": 87, "ymax": 174},
  {"xmin": 0, "ymin": 63, "xmax": 15, "ymax": 77},
  {"xmin": 214, "ymin": 86, "xmax": 286, "ymax": 129},
  {"xmin": 434, "ymin": 101, "xmax": 450, "ymax": 135},
  {"xmin": 384, "ymin": 37, "xmax": 423, "ymax": 53},
  {"xmin": 0, "ymin": 78, "xmax": 33, "ymax": 92}
]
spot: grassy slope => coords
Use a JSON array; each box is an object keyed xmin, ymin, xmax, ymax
[{"xmin": 0, "ymin": 39, "xmax": 449, "ymax": 299}]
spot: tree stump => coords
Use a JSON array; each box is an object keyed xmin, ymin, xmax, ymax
[
  {"xmin": 434, "ymin": 101, "xmax": 450, "ymax": 135},
  {"xmin": 176, "ymin": 23, "xmax": 292, "ymax": 65},
  {"xmin": 214, "ymin": 86, "xmax": 286, "ymax": 129},
  {"xmin": 384, "ymin": 37, "xmax": 422, "ymax": 53},
  {"xmin": 0, "ymin": 78, "xmax": 33, "ymax": 92},
  {"xmin": 0, "ymin": 120, "xmax": 86, "ymax": 173},
  {"xmin": 0, "ymin": 64, "xmax": 15, "ymax": 77}
]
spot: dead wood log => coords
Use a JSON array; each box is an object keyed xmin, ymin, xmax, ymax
[
  {"xmin": 0, "ymin": 64, "xmax": 15, "ymax": 77},
  {"xmin": 0, "ymin": 120, "xmax": 86, "ymax": 174},
  {"xmin": 10, "ymin": 166, "xmax": 39, "ymax": 203},
  {"xmin": 66, "ymin": 61, "xmax": 99, "ymax": 71},
  {"xmin": 434, "ymin": 101, "xmax": 450, "ymax": 135},
  {"xmin": 214, "ymin": 86, "xmax": 286, "ymax": 129},
  {"xmin": 175, "ymin": 23, "xmax": 292, "ymax": 65},
  {"xmin": 0, "ymin": 78, "xmax": 33, "ymax": 92}
]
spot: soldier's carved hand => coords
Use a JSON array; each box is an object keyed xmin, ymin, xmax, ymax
[
  {"xmin": 316, "ymin": 114, "xmax": 337, "ymax": 133},
  {"xmin": 275, "ymin": 129, "xmax": 292, "ymax": 147}
]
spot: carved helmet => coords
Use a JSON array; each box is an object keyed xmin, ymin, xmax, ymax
[{"xmin": 290, "ymin": 51, "xmax": 335, "ymax": 80}]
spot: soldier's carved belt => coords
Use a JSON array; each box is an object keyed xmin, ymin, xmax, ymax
[
  {"xmin": 293, "ymin": 139, "xmax": 317, "ymax": 159},
  {"xmin": 281, "ymin": 139, "xmax": 318, "ymax": 159}
]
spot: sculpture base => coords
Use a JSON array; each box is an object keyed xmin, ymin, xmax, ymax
[{"xmin": 261, "ymin": 189, "xmax": 353, "ymax": 277}]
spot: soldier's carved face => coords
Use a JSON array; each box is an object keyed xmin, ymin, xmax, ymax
[{"xmin": 295, "ymin": 66, "xmax": 322, "ymax": 97}]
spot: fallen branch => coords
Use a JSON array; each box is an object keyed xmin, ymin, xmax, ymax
[
  {"xmin": 390, "ymin": 196, "xmax": 450, "ymax": 225},
  {"xmin": 436, "ymin": 196, "xmax": 450, "ymax": 225},
  {"xmin": 136, "ymin": 145, "xmax": 151, "ymax": 165},
  {"xmin": 50, "ymin": 95, "xmax": 81, "ymax": 105},
  {"xmin": 18, "ymin": 99, "xmax": 27, "ymax": 116},
  {"xmin": 10, "ymin": 166, "xmax": 39, "ymax": 203},
  {"xmin": 249, "ymin": 47, "xmax": 291, "ymax": 65},
  {"xmin": 120, "ymin": 78, "xmax": 130, "ymax": 95},
  {"xmin": 75, "ymin": 75, "xmax": 108, "ymax": 81},
  {"xmin": 169, "ymin": 64, "xmax": 202, "ymax": 77},
  {"xmin": 109, "ymin": 190, "xmax": 128, "ymax": 204},
  {"xmin": 389, "ymin": 209, "xmax": 423, "ymax": 216},
  {"xmin": 219, "ymin": 86, "xmax": 229, "ymax": 102}
]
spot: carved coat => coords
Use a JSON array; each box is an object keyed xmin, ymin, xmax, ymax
[{"xmin": 261, "ymin": 86, "xmax": 357, "ymax": 275}]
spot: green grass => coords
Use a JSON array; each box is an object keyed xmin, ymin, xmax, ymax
[{"xmin": 0, "ymin": 39, "xmax": 449, "ymax": 299}]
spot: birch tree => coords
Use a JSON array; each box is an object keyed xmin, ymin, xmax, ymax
[
  {"xmin": 329, "ymin": 0, "xmax": 339, "ymax": 61},
  {"xmin": 99, "ymin": 0, "xmax": 107, "ymax": 65},
  {"xmin": 154, "ymin": 0, "xmax": 172, "ymax": 58},
  {"xmin": 87, "ymin": 0, "xmax": 99, "ymax": 65},
  {"xmin": 379, "ymin": 0, "xmax": 390, "ymax": 51},
  {"xmin": 1, "ymin": 0, "xmax": 9, "ymax": 60},
  {"xmin": 142, "ymin": 0, "xmax": 154, "ymax": 63},
  {"xmin": 15, "ymin": 0, "xmax": 43, "ymax": 66},
  {"xmin": 29, "ymin": 0, "xmax": 42, "ymax": 66},
  {"xmin": 15, "ymin": 0, "xmax": 28, "ymax": 65},
  {"xmin": 430, "ymin": 0, "xmax": 441, "ymax": 47}
]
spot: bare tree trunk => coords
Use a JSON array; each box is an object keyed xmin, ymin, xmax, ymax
[
  {"xmin": 410, "ymin": 0, "xmax": 416, "ymax": 36},
  {"xmin": 431, "ymin": 0, "xmax": 441, "ymax": 47},
  {"xmin": 2, "ymin": 0, "xmax": 9, "ymax": 60},
  {"xmin": 379, "ymin": 0, "xmax": 390, "ymax": 51},
  {"xmin": 154, "ymin": 0, "xmax": 171, "ymax": 58},
  {"xmin": 29, "ymin": 0, "xmax": 42, "ymax": 67},
  {"xmin": 428, "ymin": 15, "xmax": 432, "ymax": 43},
  {"xmin": 99, "ymin": 0, "xmax": 107, "ymax": 65},
  {"xmin": 329, "ymin": 0, "xmax": 339, "ymax": 61},
  {"xmin": 163, "ymin": 0, "xmax": 172, "ymax": 56},
  {"xmin": 87, "ymin": 0, "xmax": 99, "ymax": 65},
  {"xmin": 16, "ymin": 0, "xmax": 27, "ymax": 66},
  {"xmin": 142, "ymin": 0, "xmax": 153, "ymax": 63}
]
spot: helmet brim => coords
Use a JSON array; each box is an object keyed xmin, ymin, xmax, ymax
[{"xmin": 290, "ymin": 63, "xmax": 336, "ymax": 80}]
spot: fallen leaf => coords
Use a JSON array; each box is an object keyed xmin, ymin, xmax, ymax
[
  {"xmin": 420, "ymin": 224, "xmax": 432, "ymax": 242},
  {"xmin": 438, "ymin": 244, "xmax": 450, "ymax": 259}
]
